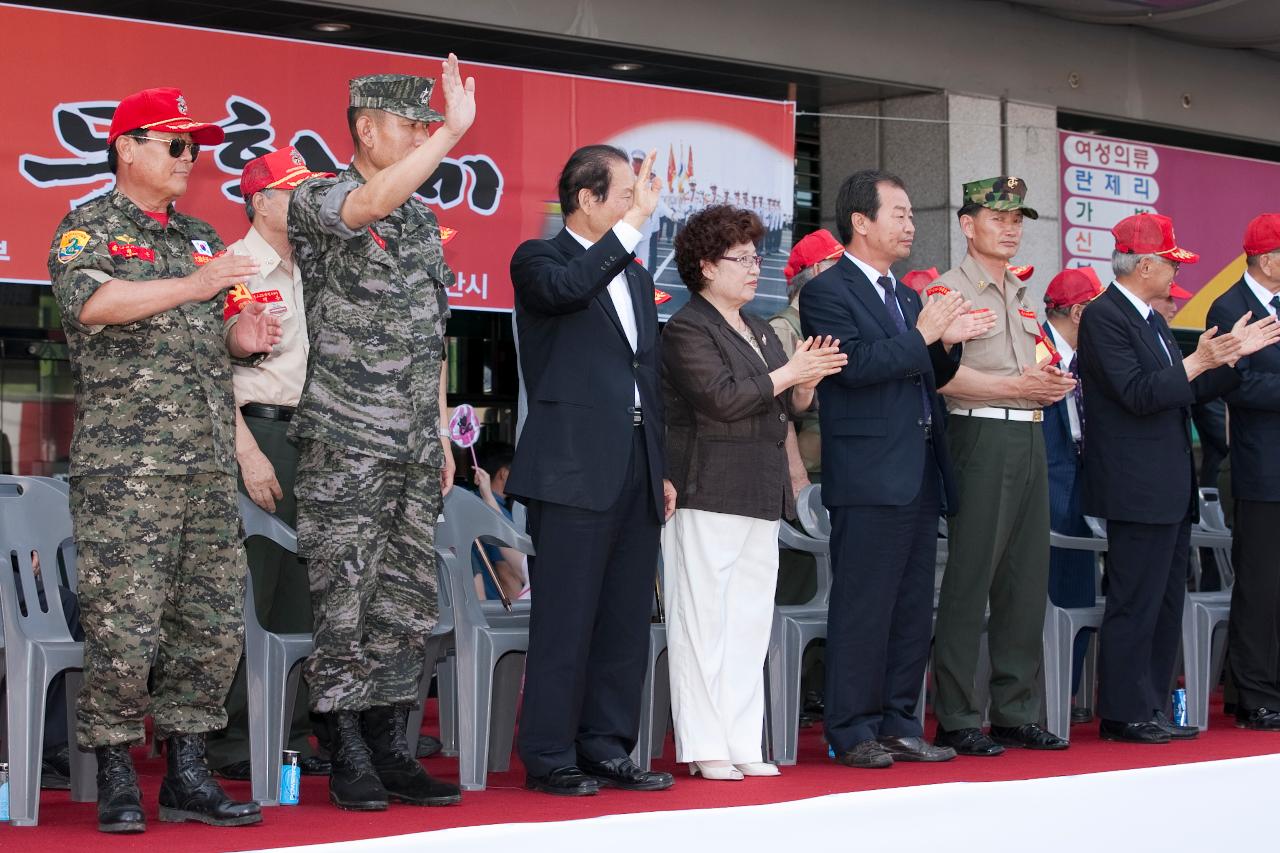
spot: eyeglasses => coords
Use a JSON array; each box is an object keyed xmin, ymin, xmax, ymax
[
  {"xmin": 133, "ymin": 135, "xmax": 201, "ymax": 161},
  {"xmin": 720, "ymin": 254, "xmax": 763, "ymax": 269}
]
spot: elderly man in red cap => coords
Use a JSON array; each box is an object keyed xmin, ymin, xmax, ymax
[
  {"xmin": 204, "ymin": 147, "xmax": 334, "ymax": 781},
  {"xmin": 47, "ymin": 87, "xmax": 282, "ymax": 832},
  {"xmin": 1041, "ymin": 268, "xmax": 1103, "ymax": 719},
  {"xmin": 1208, "ymin": 213, "xmax": 1280, "ymax": 730},
  {"xmin": 1080, "ymin": 213, "xmax": 1280, "ymax": 744}
]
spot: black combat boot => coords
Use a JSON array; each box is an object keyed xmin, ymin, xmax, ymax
[
  {"xmin": 325, "ymin": 709, "xmax": 388, "ymax": 811},
  {"xmin": 362, "ymin": 705, "xmax": 462, "ymax": 806},
  {"xmin": 94, "ymin": 745, "xmax": 145, "ymax": 833},
  {"xmin": 157, "ymin": 733, "xmax": 262, "ymax": 826}
]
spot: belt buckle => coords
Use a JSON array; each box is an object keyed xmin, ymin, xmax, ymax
[
  {"xmin": 631, "ymin": 407, "xmax": 643, "ymax": 426},
  {"xmin": 1032, "ymin": 410, "xmax": 1043, "ymax": 423}
]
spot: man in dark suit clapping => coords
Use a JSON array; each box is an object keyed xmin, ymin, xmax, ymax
[
  {"xmin": 1080, "ymin": 213, "xmax": 1280, "ymax": 744},
  {"xmin": 799, "ymin": 170, "xmax": 994, "ymax": 769},
  {"xmin": 507, "ymin": 145, "xmax": 677, "ymax": 795},
  {"xmin": 1207, "ymin": 213, "xmax": 1280, "ymax": 731}
]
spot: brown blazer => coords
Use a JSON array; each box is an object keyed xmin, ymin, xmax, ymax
[{"xmin": 662, "ymin": 292, "xmax": 800, "ymax": 522}]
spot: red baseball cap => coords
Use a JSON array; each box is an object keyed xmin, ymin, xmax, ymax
[
  {"xmin": 1044, "ymin": 268, "xmax": 1102, "ymax": 309},
  {"xmin": 1169, "ymin": 283, "xmax": 1193, "ymax": 300},
  {"xmin": 1111, "ymin": 213, "xmax": 1199, "ymax": 264},
  {"xmin": 1007, "ymin": 264, "xmax": 1035, "ymax": 282},
  {"xmin": 1243, "ymin": 213, "xmax": 1280, "ymax": 256},
  {"xmin": 240, "ymin": 146, "xmax": 334, "ymax": 198},
  {"xmin": 900, "ymin": 267, "xmax": 940, "ymax": 294},
  {"xmin": 784, "ymin": 229, "xmax": 844, "ymax": 283},
  {"xmin": 108, "ymin": 87, "xmax": 225, "ymax": 146}
]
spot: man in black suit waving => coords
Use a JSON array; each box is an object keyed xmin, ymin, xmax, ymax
[
  {"xmin": 1207, "ymin": 213, "xmax": 1280, "ymax": 731},
  {"xmin": 508, "ymin": 145, "xmax": 676, "ymax": 795},
  {"xmin": 1080, "ymin": 213, "xmax": 1279, "ymax": 744},
  {"xmin": 800, "ymin": 170, "xmax": 994, "ymax": 768}
]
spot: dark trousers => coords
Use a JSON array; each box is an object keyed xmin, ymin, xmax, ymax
[
  {"xmin": 1097, "ymin": 517, "xmax": 1189, "ymax": 723},
  {"xmin": 1228, "ymin": 499, "xmax": 1280, "ymax": 710},
  {"xmin": 207, "ymin": 415, "xmax": 315, "ymax": 766},
  {"xmin": 824, "ymin": 452, "xmax": 939, "ymax": 752},
  {"xmin": 517, "ymin": 427, "xmax": 661, "ymax": 776}
]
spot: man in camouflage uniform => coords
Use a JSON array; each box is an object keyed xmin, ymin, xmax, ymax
[
  {"xmin": 931, "ymin": 177, "xmax": 1076, "ymax": 756},
  {"xmin": 47, "ymin": 87, "xmax": 278, "ymax": 833},
  {"xmin": 288, "ymin": 56, "xmax": 475, "ymax": 811}
]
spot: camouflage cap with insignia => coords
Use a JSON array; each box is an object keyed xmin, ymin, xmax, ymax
[
  {"xmin": 961, "ymin": 176, "xmax": 1039, "ymax": 220},
  {"xmin": 349, "ymin": 74, "xmax": 444, "ymax": 123}
]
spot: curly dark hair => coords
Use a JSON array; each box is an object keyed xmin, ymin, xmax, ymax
[{"xmin": 674, "ymin": 205, "xmax": 765, "ymax": 292}]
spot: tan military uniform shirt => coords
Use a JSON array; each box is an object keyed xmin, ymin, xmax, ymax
[
  {"xmin": 223, "ymin": 226, "xmax": 308, "ymax": 408},
  {"xmin": 936, "ymin": 255, "xmax": 1041, "ymax": 411}
]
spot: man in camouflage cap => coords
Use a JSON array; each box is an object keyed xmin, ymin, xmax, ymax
[
  {"xmin": 929, "ymin": 176, "xmax": 1076, "ymax": 756},
  {"xmin": 287, "ymin": 55, "xmax": 475, "ymax": 811},
  {"xmin": 47, "ymin": 86, "xmax": 279, "ymax": 833}
]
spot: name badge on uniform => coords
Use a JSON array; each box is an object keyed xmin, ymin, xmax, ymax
[{"xmin": 191, "ymin": 240, "xmax": 215, "ymax": 265}]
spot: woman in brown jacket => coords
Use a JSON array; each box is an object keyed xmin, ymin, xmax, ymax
[{"xmin": 662, "ymin": 205, "xmax": 845, "ymax": 780}]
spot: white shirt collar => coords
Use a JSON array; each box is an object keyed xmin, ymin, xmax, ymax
[
  {"xmin": 565, "ymin": 226, "xmax": 594, "ymax": 249},
  {"xmin": 242, "ymin": 224, "xmax": 284, "ymax": 278},
  {"xmin": 844, "ymin": 251, "xmax": 895, "ymax": 290},
  {"xmin": 1110, "ymin": 280, "xmax": 1154, "ymax": 319},
  {"xmin": 1047, "ymin": 322, "xmax": 1076, "ymax": 366},
  {"xmin": 1244, "ymin": 270, "xmax": 1280, "ymax": 315}
]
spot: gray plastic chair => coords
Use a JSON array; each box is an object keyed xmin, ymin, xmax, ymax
[
  {"xmin": 435, "ymin": 488, "xmax": 534, "ymax": 790},
  {"xmin": 1182, "ymin": 589, "xmax": 1231, "ymax": 731},
  {"xmin": 0, "ymin": 475, "xmax": 97, "ymax": 826},
  {"xmin": 1043, "ymin": 529, "xmax": 1109, "ymax": 740},
  {"xmin": 766, "ymin": 516, "xmax": 831, "ymax": 765},
  {"xmin": 1194, "ymin": 488, "xmax": 1233, "ymax": 590},
  {"xmin": 629, "ymin": 619, "xmax": 669, "ymax": 771},
  {"xmin": 794, "ymin": 483, "xmax": 831, "ymax": 540},
  {"xmin": 237, "ymin": 494, "xmax": 314, "ymax": 806}
]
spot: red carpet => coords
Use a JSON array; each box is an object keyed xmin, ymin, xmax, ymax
[{"xmin": 10, "ymin": 696, "xmax": 1280, "ymax": 852}]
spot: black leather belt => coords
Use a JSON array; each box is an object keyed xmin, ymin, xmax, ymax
[
  {"xmin": 241, "ymin": 403, "xmax": 296, "ymax": 422},
  {"xmin": 631, "ymin": 406, "xmax": 644, "ymax": 426}
]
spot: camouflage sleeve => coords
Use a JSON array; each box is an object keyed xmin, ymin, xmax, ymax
[
  {"xmin": 289, "ymin": 177, "xmax": 363, "ymax": 244},
  {"xmin": 48, "ymin": 215, "xmax": 114, "ymax": 335}
]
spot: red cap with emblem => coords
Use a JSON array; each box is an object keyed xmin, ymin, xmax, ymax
[
  {"xmin": 240, "ymin": 146, "xmax": 335, "ymax": 198},
  {"xmin": 1243, "ymin": 213, "xmax": 1280, "ymax": 256},
  {"xmin": 784, "ymin": 229, "xmax": 844, "ymax": 284},
  {"xmin": 1044, "ymin": 268, "xmax": 1103, "ymax": 309},
  {"xmin": 109, "ymin": 87, "xmax": 225, "ymax": 146},
  {"xmin": 1111, "ymin": 213, "xmax": 1199, "ymax": 264}
]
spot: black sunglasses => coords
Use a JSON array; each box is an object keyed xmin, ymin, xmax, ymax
[{"xmin": 134, "ymin": 135, "xmax": 201, "ymax": 162}]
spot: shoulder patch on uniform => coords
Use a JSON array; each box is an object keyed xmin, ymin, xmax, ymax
[{"xmin": 57, "ymin": 229, "xmax": 92, "ymax": 264}]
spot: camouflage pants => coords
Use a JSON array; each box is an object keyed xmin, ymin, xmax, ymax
[
  {"xmin": 70, "ymin": 473, "xmax": 246, "ymax": 748},
  {"xmin": 294, "ymin": 440, "xmax": 441, "ymax": 712}
]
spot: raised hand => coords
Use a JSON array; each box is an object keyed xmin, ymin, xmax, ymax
[
  {"xmin": 942, "ymin": 307, "xmax": 996, "ymax": 345},
  {"xmin": 789, "ymin": 335, "xmax": 848, "ymax": 389},
  {"xmin": 440, "ymin": 53, "xmax": 477, "ymax": 140},
  {"xmin": 1231, "ymin": 311, "xmax": 1280, "ymax": 358},
  {"xmin": 915, "ymin": 290, "xmax": 966, "ymax": 344},
  {"xmin": 623, "ymin": 150, "xmax": 660, "ymax": 230},
  {"xmin": 1016, "ymin": 355, "xmax": 1076, "ymax": 405}
]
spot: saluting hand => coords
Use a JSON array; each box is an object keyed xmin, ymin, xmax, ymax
[
  {"xmin": 188, "ymin": 252, "xmax": 259, "ymax": 302},
  {"xmin": 440, "ymin": 53, "xmax": 477, "ymax": 140}
]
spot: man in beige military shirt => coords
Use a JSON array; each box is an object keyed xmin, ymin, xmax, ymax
[
  {"xmin": 931, "ymin": 177, "xmax": 1076, "ymax": 756},
  {"xmin": 206, "ymin": 146, "xmax": 333, "ymax": 781}
]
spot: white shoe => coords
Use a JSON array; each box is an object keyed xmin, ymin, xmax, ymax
[
  {"xmin": 734, "ymin": 762, "xmax": 781, "ymax": 777},
  {"xmin": 689, "ymin": 761, "xmax": 744, "ymax": 781}
]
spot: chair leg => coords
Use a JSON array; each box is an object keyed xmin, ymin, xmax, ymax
[
  {"xmin": 246, "ymin": 641, "xmax": 288, "ymax": 805},
  {"xmin": 456, "ymin": 636, "xmax": 493, "ymax": 791},
  {"xmin": 650, "ymin": 649, "xmax": 670, "ymax": 760},
  {"xmin": 1181, "ymin": 602, "xmax": 1205, "ymax": 730},
  {"xmin": 487, "ymin": 651, "xmax": 525, "ymax": 773},
  {"xmin": 64, "ymin": 670, "xmax": 97, "ymax": 802},
  {"xmin": 5, "ymin": 656, "xmax": 50, "ymax": 826},
  {"xmin": 778, "ymin": 622, "xmax": 805, "ymax": 765},
  {"xmin": 765, "ymin": 615, "xmax": 789, "ymax": 764},
  {"xmin": 404, "ymin": 657, "xmax": 435, "ymax": 755},
  {"xmin": 437, "ymin": 655, "xmax": 459, "ymax": 757}
]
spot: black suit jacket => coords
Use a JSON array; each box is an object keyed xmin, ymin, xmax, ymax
[
  {"xmin": 1079, "ymin": 284, "xmax": 1239, "ymax": 524},
  {"xmin": 1208, "ymin": 278, "xmax": 1280, "ymax": 501},
  {"xmin": 506, "ymin": 227, "xmax": 665, "ymax": 515},
  {"xmin": 798, "ymin": 255, "xmax": 960, "ymax": 510},
  {"xmin": 662, "ymin": 292, "xmax": 797, "ymax": 522}
]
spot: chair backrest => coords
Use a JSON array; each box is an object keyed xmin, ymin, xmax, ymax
[
  {"xmin": 794, "ymin": 483, "xmax": 831, "ymax": 540},
  {"xmin": 0, "ymin": 476, "xmax": 79, "ymax": 644},
  {"xmin": 777, "ymin": 519, "xmax": 832, "ymax": 608},
  {"xmin": 1198, "ymin": 488, "xmax": 1229, "ymax": 533},
  {"xmin": 434, "ymin": 489, "xmax": 534, "ymax": 632}
]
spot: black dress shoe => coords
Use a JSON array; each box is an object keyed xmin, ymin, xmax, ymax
[
  {"xmin": 835, "ymin": 739, "xmax": 894, "ymax": 769},
  {"xmin": 1152, "ymin": 711, "xmax": 1198, "ymax": 740},
  {"xmin": 1235, "ymin": 707, "xmax": 1280, "ymax": 731},
  {"xmin": 877, "ymin": 736, "xmax": 956, "ymax": 763},
  {"xmin": 580, "ymin": 756, "xmax": 674, "ymax": 791},
  {"xmin": 934, "ymin": 727, "xmax": 1004, "ymax": 756},
  {"xmin": 1070, "ymin": 707, "xmax": 1094, "ymax": 724},
  {"xmin": 1099, "ymin": 719, "xmax": 1170, "ymax": 744},
  {"xmin": 300, "ymin": 754, "xmax": 332, "ymax": 775},
  {"xmin": 214, "ymin": 760, "xmax": 252, "ymax": 781},
  {"xmin": 416, "ymin": 734, "xmax": 444, "ymax": 758},
  {"xmin": 989, "ymin": 723, "xmax": 1069, "ymax": 751},
  {"xmin": 525, "ymin": 766, "xmax": 600, "ymax": 796}
]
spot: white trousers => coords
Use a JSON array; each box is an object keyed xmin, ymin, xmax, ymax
[{"xmin": 663, "ymin": 507, "xmax": 780, "ymax": 763}]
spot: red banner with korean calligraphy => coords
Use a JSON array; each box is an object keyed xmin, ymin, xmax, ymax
[
  {"xmin": 1, "ymin": 4, "xmax": 796, "ymax": 318},
  {"xmin": 1061, "ymin": 131, "xmax": 1280, "ymax": 327}
]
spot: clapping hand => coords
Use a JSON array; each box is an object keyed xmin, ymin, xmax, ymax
[
  {"xmin": 915, "ymin": 291, "xmax": 966, "ymax": 345},
  {"xmin": 942, "ymin": 306, "xmax": 996, "ymax": 345},
  {"xmin": 1016, "ymin": 355, "xmax": 1076, "ymax": 405},
  {"xmin": 1230, "ymin": 311, "xmax": 1280, "ymax": 360},
  {"xmin": 788, "ymin": 335, "xmax": 847, "ymax": 389}
]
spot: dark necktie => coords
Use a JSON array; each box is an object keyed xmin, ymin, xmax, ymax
[
  {"xmin": 1146, "ymin": 311, "xmax": 1172, "ymax": 366},
  {"xmin": 1270, "ymin": 295, "xmax": 1280, "ymax": 320},
  {"xmin": 1068, "ymin": 351, "xmax": 1085, "ymax": 449},
  {"xmin": 879, "ymin": 276, "xmax": 932, "ymax": 428}
]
